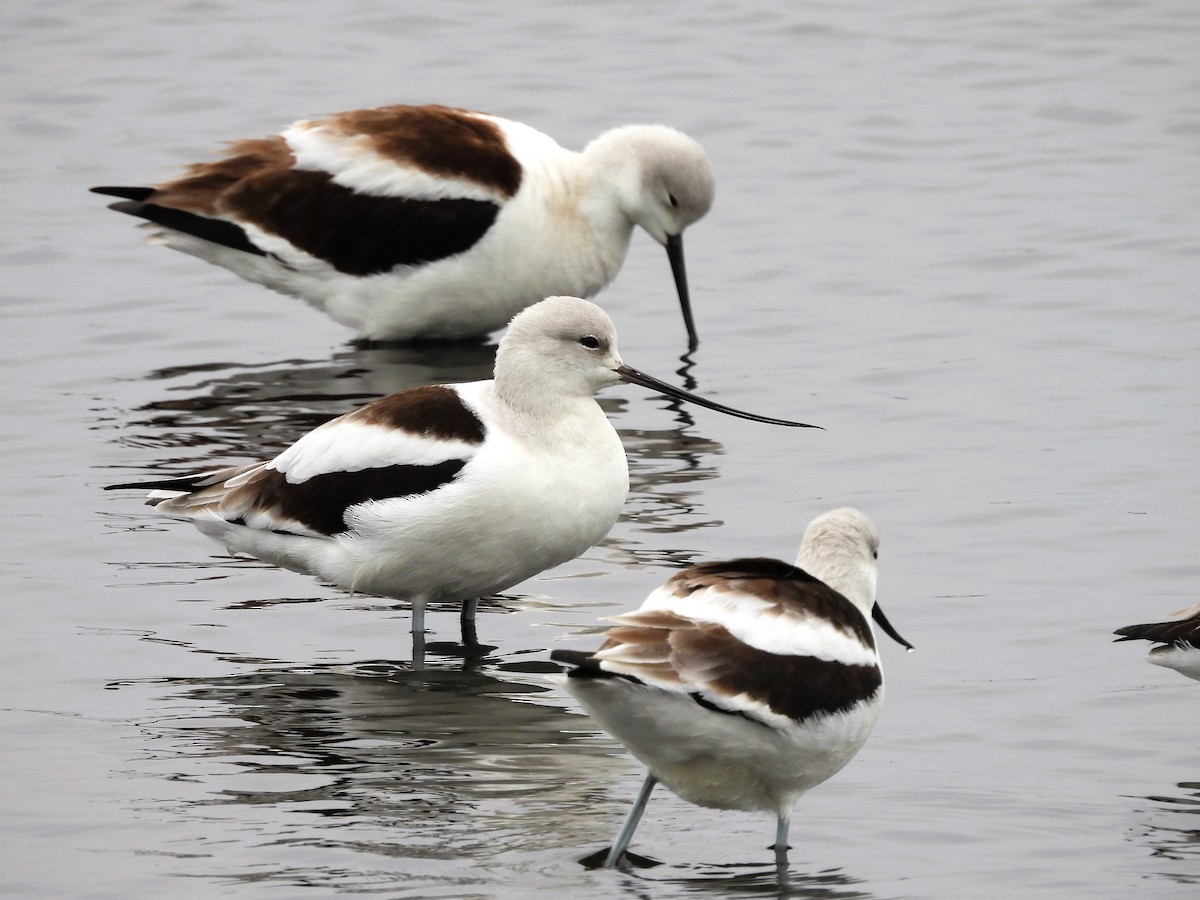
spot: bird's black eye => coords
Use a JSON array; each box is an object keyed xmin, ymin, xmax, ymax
[
  {"xmin": 872, "ymin": 550, "xmax": 879, "ymax": 560},
  {"xmin": 668, "ymin": 193, "xmax": 679, "ymax": 208},
  {"xmin": 579, "ymin": 335, "xmax": 601, "ymax": 350}
]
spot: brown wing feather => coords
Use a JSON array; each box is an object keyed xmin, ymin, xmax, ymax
[
  {"xmin": 663, "ymin": 557, "xmax": 875, "ymax": 649},
  {"xmin": 152, "ymin": 386, "xmax": 484, "ymax": 536},
  {"xmin": 136, "ymin": 109, "xmax": 509, "ymax": 275},
  {"xmin": 588, "ymin": 610, "xmax": 880, "ymax": 723},
  {"xmin": 152, "ymin": 137, "xmax": 294, "ymax": 216},
  {"xmin": 326, "ymin": 105, "xmax": 522, "ymax": 197},
  {"xmin": 668, "ymin": 623, "xmax": 881, "ymax": 722},
  {"xmin": 1115, "ymin": 609, "xmax": 1200, "ymax": 645}
]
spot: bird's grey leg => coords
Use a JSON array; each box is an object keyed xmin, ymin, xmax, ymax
[
  {"xmin": 773, "ymin": 816, "xmax": 790, "ymax": 869},
  {"xmin": 604, "ymin": 772, "xmax": 658, "ymax": 868},
  {"xmin": 411, "ymin": 602, "xmax": 426, "ymax": 670},
  {"xmin": 461, "ymin": 597, "xmax": 479, "ymax": 647}
]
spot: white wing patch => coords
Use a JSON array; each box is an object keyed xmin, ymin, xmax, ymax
[
  {"xmin": 639, "ymin": 584, "xmax": 877, "ymax": 667},
  {"xmin": 284, "ymin": 120, "xmax": 511, "ymax": 204},
  {"xmin": 271, "ymin": 418, "xmax": 479, "ymax": 484}
]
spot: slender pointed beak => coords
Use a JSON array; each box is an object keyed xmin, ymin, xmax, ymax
[
  {"xmin": 665, "ymin": 233, "xmax": 699, "ymax": 351},
  {"xmin": 616, "ymin": 364, "xmax": 822, "ymax": 428},
  {"xmin": 872, "ymin": 602, "xmax": 913, "ymax": 651}
]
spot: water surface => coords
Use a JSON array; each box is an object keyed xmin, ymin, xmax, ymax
[{"xmin": 3, "ymin": 1, "xmax": 1198, "ymax": 896}]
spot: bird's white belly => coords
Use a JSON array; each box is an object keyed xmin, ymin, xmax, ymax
[
  {"xmin": 334, "ymin": 212, "xmax": 627, "ymax": 340},
  {"xmin": 1149, "ymin": 645, "xmax": 1200, "ymax": 681},
  {"xmin": 567, "ymin": 677, "xmax": 883, "ymax": 815},
  {"xmin": 154, "ymin": 174, "xmax": 632, "ymax": 341},
  {"xmin": 315, "ymin": 421, "xmax": 628, "ymax": 600}
]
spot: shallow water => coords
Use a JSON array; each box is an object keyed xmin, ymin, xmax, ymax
[{"xmin": 3, "ymin": 1, "xmax": 1199, "ymax": 896}]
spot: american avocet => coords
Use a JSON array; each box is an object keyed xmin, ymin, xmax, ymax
[
  {"xmin": 551, "ymin": 507, "xmax": 912, "ymax": 869},
  {"xmin": 91, "ymin": 104, "xmax": 714, "ymax": 345},
  {"xmin": 1114, "ymin": 603, "xmax": 1200, "ymax": 682},
  {"xmin": 107, "ymin": 297, "xmax": 815, "ymax": 665}
]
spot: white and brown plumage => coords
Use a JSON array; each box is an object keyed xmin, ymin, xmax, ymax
[
  {"xmin": 551, "ymin": 507, "xmax": 912, "ymax": 868},
  {"xmin": 91, "ymin": 104, "xmax": 714, "ymax": 344},
  {"xmin": 107, "ymin": 297, "xmax": 816, "ymax": 664},
  {"xmin": 1114, "ymin": 603, "xmax": 1200, "ymax": 682}
]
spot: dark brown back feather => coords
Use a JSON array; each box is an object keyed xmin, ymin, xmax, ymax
[
  {"xmin": 667, "ymin": 557, "xmax": 875, "ymax": 649},
  {"xmin": 350, "ymin": 385, "xmax": 487, "ymax": 444},
  {"xmin": 670, "ymin": 622, "xmax": 880, "ymax": 722},
  {"xmin": 139, "ymin": 122, "xmax": 508, "ymax": 275},
  {"xmin": 331, "ymin": 105, "xmax": 523, "ymax": 198}
]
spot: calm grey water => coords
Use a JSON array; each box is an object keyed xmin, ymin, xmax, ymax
[{"xmin": 3, "ymin": 1, "xmax": 1198, "ymax": 896}]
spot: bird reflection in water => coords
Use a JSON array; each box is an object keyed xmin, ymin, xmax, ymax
[
  {"xmin": 107, "ymin": 648, "xmax": 870, "ymax": 897},
  {"xmin": 1132, "ymin": 780, "xmax": 1200, "ymax": 885},
  {"xmin": 591, "ymin": 861, "xmax": 873, "ymax": 899},
  {"xmin": 106, "ymin": 340, "xmax": 499, "ymax": 464},
  {"xmin": 108, "ymin": 660, "xmax": 631, "ymax": 873}
]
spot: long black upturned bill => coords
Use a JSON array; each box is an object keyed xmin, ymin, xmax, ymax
[
  {"xmin": 616, "ymin": 364, "xmax": 821, "ymax": 428},
  {"xmin": 665, "ymin": 233, "xmax": 699, "ymax": 351},
  {"xmin": 872, "ymin": 602, "xmax": 914, "ymax": 650}
]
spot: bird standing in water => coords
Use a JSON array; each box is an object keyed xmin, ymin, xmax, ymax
[
  {"xmin": 92, "ymin": 104, "xmax": 714, "ymax": 345},
  {"xmin": 108, "ymin": 297, "xmax": 816, "ymax": 665},
  {"xmin": 552, "ymin": 507, "xmax": 912, "ymax": 869}
]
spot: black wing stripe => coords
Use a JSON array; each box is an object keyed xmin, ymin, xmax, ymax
[
  {"xmin": 106, "ymin": 199, "xmax": 268, "ymax": 258},
  {"xmin": 246, "ymin": 460, "xmax": 469, "ymax": 536},
  {"xmin": 91, "ymin": 185, "xmax": 157, "ymax": 202},
  {"xmin": 669, "ymin": 625, "xmax": 881, "ymax": 723},
  {"xmin": 225, "ymin": 169, "xmax": 500, "ymax": 275},
  {"xmin": 1114, "ymin": 614, "xmax": 1200, "ymax": 645}
]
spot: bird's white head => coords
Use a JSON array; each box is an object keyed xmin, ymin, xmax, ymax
[
  {"xmin": 494, "ymin": 296, "xmax": 624, "ymax": 411},
  {"xmin": 582, "ymin": 125, "xmax": 714, "ymax": 348},
  {"xmin": 797, "ymin": 507, "xmax": 913, "ymax": 651},
  {"xmin": 797, "ymin": 507, "xmax": 880, "ymax": 615},
  {"xmin": 586, "ymin": 124, "xmax": 715, "ymax": 244},
  {"xmin": 495, "ymin": 297, "xmax": 821, "ymax": 430}
]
